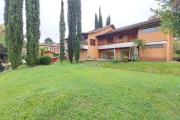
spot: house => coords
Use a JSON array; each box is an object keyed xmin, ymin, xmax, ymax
[
  {"xmin": 80, "ymin": 19, "xmax": 173, "ymax": 61},
  {"xmin": 80, "ymin": 24, "xmax": 116, "ymax": 60},
  {"xmin": 39, "ymin": 43, "xmax": 60, "ymax": 57},
  {"xmin": 39, "ymin": 42, "xmax": 68, "ymax": 58}
]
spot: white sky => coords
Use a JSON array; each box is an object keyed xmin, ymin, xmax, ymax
[{"xmin": 0, "ymin": 0, "xmax": 159, "ymax": 43}]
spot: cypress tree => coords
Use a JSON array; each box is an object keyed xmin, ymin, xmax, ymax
[
  {"xmin": 4, "ymin": 0, "xmax": 9, "ymax": 48},
  {"xmin": 67, "ymin": 0, "xmax": 76, "ymax": 63},
  {"xmin": 6, "ymin": 0, "xmax": 24, "ymax": 69},
  {"xmin": 25, "ymin": 0, "xmax": 40, "ymax": 67},
  {"xmin": 106, "ymin": 15, "xmax": 111, "ymax": 26},
  {"xmin": 99, "ymin": 7, "xmax": 103, "ymax": 28},
  {"xmin": 74, "ymin": 0, "xmax": 81, "ymax": 63},
  {"xmin": 60, "ymin": 0, "xmax": 66, "ymax": 65},
  {"xmin": 95, "ymin": 13, "xmax": 99, "ymax": 29}
]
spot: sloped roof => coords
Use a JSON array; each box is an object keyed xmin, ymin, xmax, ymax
[
  {"xmin": 96, "ymin": 18, "xmax": 160, "ymax": 37},
  {"xmin": 83, "ymin": 24, "xmax": 116, "ymax": 34}
]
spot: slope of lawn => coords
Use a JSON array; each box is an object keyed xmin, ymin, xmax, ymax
[
  {"xmin": 83, "ymin": 61, "xmax": 180, "ymax": 76},
  {"xmin": 0, "ymin": 61, "xmax": 180, "ymax": 119}
]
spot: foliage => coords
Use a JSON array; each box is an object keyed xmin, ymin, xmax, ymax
[
  {"xmin": 99, "ymin": 7, "xmax": 103, "ymax": 28},
  {"xmin": 39, "ymin": 47, "xmax": 46, "ymax": 56},
  {"xmin": 0, "ymin": 24, "xmax": 5, "ymax": 37},
  {"xmin": 151, "ymin": 0, "xmax": 180, "ymax": 36},
  {"xmin": 36, "ymin": 56, "xmax": 52, "ymax": 65},
  {"xmin": 6, "ymin": 0, "xmax": 24, "ymax": 69},
  {"xmin": 176, "ymin": 49, "xmax": 180, "ymax": 54},
  {"xmin": 60, "ymin": 0, "xmax": 66, "ymax": 65},
  {"xmin": 67, "ymin": 0, "xmax": 82, "ymax": 63},
  {"xmin": 106, "ymin": 15, "xmax": 111, "ymax": 26},
  {"xmin": 95, "ymin": 13, "xmax": 99, "ymax": 29},
  {"xmin": 132, "ymin": 56, "xmax": 139, "ymax": 61},
  {"xmin": 0, "ymin": 43, "xmax": 7, "ymax": 63},
  {"xmin": 123, "ymin": 56, "xmax": 129, "ymax": 62},
  {"xmin": 111, "ymin": 56, "xmax": 119, "ymax": 63},
  {"xmin": 173, "ymin": 40, "xmax": 180, "ymax": 53},
  {"xmin": 132, "ymin": 39, "xmax": 146, "ymax": 58},
  {"xmin": 44, "ymin": 37, "xmax": 53, "ymax": 44},
  {"xmin": 25, "ymin": 0, "xmax": 40, "ymax": 67},
  {"xmin": 74, "ymin": 0, "xmax": 82, "ymax": 63},
  {"xmin": 0, "ymin": 61, "xmax": 180, "ymax": 119}
]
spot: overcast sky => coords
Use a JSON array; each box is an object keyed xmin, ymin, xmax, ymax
[{"xmin": 0, "ymin": 0, "xmax": 159, "ymax": 43}]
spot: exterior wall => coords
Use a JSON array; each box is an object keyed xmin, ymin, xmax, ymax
[
  {"xmin": 138, "ymin": 29, "xmax": 173, "ymax": 61},
  {"xmin": 43, "ymin": 52, "xmax": 54, "ymax": 58},
  {"xmin": 115, "ymin": 34, "xmax": 128, "ymax": 43},
  {"xmin": 138, "ymin": 29, "xmax": 167, "ymax": 42},
  {"xmin": 115, "ymin": 48, "xmax": 121, "ymax": 59},
  {"xmin": 139, "ymin": 44, "xmax": 167, "ymax": 61},
  {"xmin": 87, "ymin": 26, "xmax": 114, "ymax": 59},
  {"xmin": 80, "ymin": 50, "xmax": 88, "ymax": 60}
]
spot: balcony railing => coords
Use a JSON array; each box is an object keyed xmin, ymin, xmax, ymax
[{"xmin": 98, "ymin": 39, "xmax": 135, "ymax": 46}]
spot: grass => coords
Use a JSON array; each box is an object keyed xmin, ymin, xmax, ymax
[
  {"xmin": 0, "ymin": 61, "xmax": 180, "ymax": 119},
  {"xmin": 83, "ymin": 61, "xmax": 180, "ymax": 76}
]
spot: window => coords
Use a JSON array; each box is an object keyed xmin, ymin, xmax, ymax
[
  {"xmin": 141, "ymin": 26, "xmax": 159, "ymax": 34},
  {"xmin": 90, "ymin": 39, "xmax": 95, "ymax": 46},
  {"xmin": 107, "ymin": 38, "xmax": 113, "ymax": 44},
  {"xmin": 127, "ymin": 34, "xmax": 137, "ymax": 41},
  {"xmin": 119, "ymin": 35, "xmax": 123, "ymax": 39},
  {"xmin": 146, "ymin": 44, "xmax": 163, "ymax": 48}
]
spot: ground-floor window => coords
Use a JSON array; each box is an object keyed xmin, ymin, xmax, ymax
[{"xmin": 102, "ymin": 49, "xmax": 114, "ymax": 59}]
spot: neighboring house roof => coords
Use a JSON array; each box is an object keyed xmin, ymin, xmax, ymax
[
  {"xmin": 39, "ymin": 44, "xmax": 59, "ymax": 47},
  {"xmin": 82, "ymin": 24, "xmax": 116, "ymax": 34},
  {"xmin": 96, "ymin": 18, "xmax": 160, "ymax": 37}
]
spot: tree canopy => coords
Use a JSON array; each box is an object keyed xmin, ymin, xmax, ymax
[
  {"xmin": 44, "ymin": 37, "xmax": 53, "ymax": 44},
  {"xmin": 152, "ymin": 0, "xmax": 180, "ymax": 36}
]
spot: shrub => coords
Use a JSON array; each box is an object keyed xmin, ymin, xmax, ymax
[
  {"xmin": 111, "ymin": 57, "xmax": 119, "ymax": 63},
  {"xmin": 132, "ymin": 56, "xmax": 139, "ymax": 62},
  {"xmin": 54, "ymin": 53, "xmax": 60, "ymax": 57},
  {"xmin": 176, "ymin": 49, "xmax": 180, "ymax": 54},
  {"xmin": 36, "ymin": 56, "xmax": 52, "ymax": 65},
  {"xmin": 123, "ymin": 56, "xmax": 129, "ymax": 62}
]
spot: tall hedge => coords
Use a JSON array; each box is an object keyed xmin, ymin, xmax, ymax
[
  {"xmin": 25, "ymin": 0, "xmax": 40, "ymax": 67},
  {"xmin": 60, "ymin": 0, "xmax": 66, "ymax": 65},
  {"xmin": 6, "ymin": 0, "xmax": 24, "ymax": 69}
]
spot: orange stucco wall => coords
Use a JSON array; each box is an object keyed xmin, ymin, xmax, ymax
[
  {"xmin": 43, "ymin": 52, "xmax": 54, "ymax": 58},
  {"xmin": 138, "ymin": 29, "xmax": 173, "ymax": 61},
  {"xmin": 87, "ymin": 26, "xmax": 115, "ymax": 59},
  {"xmin": 80, "ymin": 50, "xmax": 88, "ymax": 60}
]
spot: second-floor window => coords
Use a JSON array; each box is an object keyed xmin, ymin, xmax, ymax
[
  {"xmin": 141, "ymin": 26, "xmax": 159, "ymax": 34},
  {"xmin": 107, "ymin": 38, "xmax": 114, "ymax": 44},
  {"xmin": 90, "ymin": 39, "xmax": 95, "ymax": 46},
  {"xmin": 128, "ymin": 34, "xmax": 137, "ymax": 41}
]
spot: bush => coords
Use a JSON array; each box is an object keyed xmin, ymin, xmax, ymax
[
  {"xmin": 111, "ymin": 57, "xmax": 119, "ymax": 63},
  {"xmin": 176, "ymin": 49, "xmax": 180, "ymax": 54},
  {"xmin": 36, "ymin": 56, "xmax": 52, "ymax": 65},
  {"xmin": 123, "ymin": 56, "xmax": 129, "ymax": 62},
  {"xmin": 132, "ymin": 56, "xmax": 139, "ymax": 61},
  {"xmin": 54, "ymin": 53, "xmax": 60, "ymax": 57}
]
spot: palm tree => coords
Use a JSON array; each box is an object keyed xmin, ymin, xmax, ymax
[
  {"xmin": 40, "ymin": 47, "xmax": 46, "ymax": 56},
  {"xmin": 131, "ymin": 39, "xmax": 146, "ymax": 59}
]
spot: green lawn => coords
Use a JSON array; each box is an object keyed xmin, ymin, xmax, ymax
[{"xmin": 0, "ymin": 61, "xmax": 180, "ymax": 119}]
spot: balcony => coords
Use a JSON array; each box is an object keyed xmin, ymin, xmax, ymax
[{"xmin": 98, "ymin": 42, "xmax": 134, "ymax": 50}]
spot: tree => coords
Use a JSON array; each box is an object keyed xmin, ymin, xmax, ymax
[
  {"xmin": 152, "ymin": 0, "xmax": 180, "ymax": 36},
  {"xmin": 99, "ymin": 7, "xmax": 103, "ymax": 28},
  {"xmin": 67, "ymin": 0, "xmax": 75, "ymax": 63},
  {"xmin": 106, "ymin": 15, "xmax": 111, "ymax": 26},
  {"xmin": 95, "ymin": 13, "xmax": 99, "ymax": 29},
  {"xmin": 6, "ymin": 0, "xmax": 24, "ymax": 69},
  {"xmin": 40, "ymin": 47, "xmax": 46, "ymax": 56},
  {"xmin": 25, "ymin": 0, "xmax": 40, "ymax": 67},
  {"xmin": 60, "ymin": 0, "xmax": 66, "ymax": 65},
  {"xmin": 131, "ymin": 39, "xmax": 146, "ymax": 59},
  {"xmin": 44, "ymin": 37, "xmax": 53, "ymax": 44},
  {"xmin": 74, "ymin": 0, "xmax": 82, "ymax": 63},
  {"xmin": 4, "ymin": 0, "xmax": 9, "ymax": 52}
]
